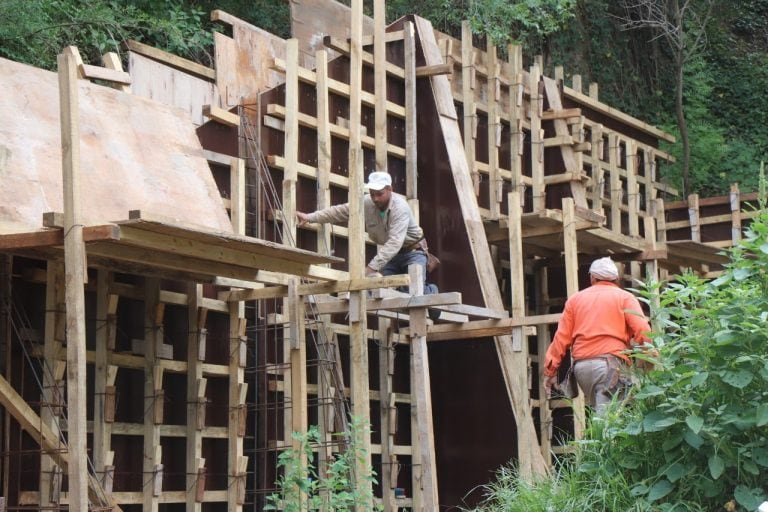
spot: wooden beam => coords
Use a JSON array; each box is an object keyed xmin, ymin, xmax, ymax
[
  {"xmin": 125, "ymin": 39, "xmax": 215, "ymax": 81},
  {"xmin": 221, "ymin": 274, "xmax": 410, "ymax": 301},
  {"xmin": 404, "ymin": 21, "xmax": 418, "ymax": 205},
  {"xmin": 530, "ymin": 65, "xmax": 544, "ymax": 211},
  {"xmin": 203, "ymin": 105, "xmax": 239, "ymax": 127},
  {"xmin": 562, "ymin": 198, "xmax": 585, "ymax": 439},
  {"xmin": 186, "ymin": 284, "xmax": 204, "ymax": 512},
  {"xmin": 312, "ymin": 292, "xmax": 461, "ymax": 314},
  {"xmin": 374, "ymin": 0, "xmax": 387, "ymax": 172},
  {"xmin": 414, "ymin": 16, "xmax": 548, "ymax": 478},
  {"xmin": 0, "ymin": 374, "xmax": 122, "ymax": 510},
  {"xmin": 408, "ymin": 265, "xmax": 439, "ymax": 508},
  {"xmin": 80, "ymin": 63, "xmax": 131, "ymax": 85},
  {"xmin": 58, "ymin": 46, "xmax": 88, "ymax": 512},
  {"xmin": 415, "ymin": 63, "xmax": 452, "ymax": 77},
  {"xmin": 461, "ymin": 21, "xmax": 478, "ymax": 195},
  {"xmin": 347, "ymin": 1, "xmax": 373, "ymax": 504},
  {"xmin": 144, "ymin": 279, "xmax": 161, "ymax": 512},
  {"xmin": 101, "ymin": 52, "xmax": 131, "ymax": 92}
]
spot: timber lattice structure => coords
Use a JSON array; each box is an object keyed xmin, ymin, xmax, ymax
[{"xmin": 0, "ymin": 0, "xmax": 757, "ymax": 509}]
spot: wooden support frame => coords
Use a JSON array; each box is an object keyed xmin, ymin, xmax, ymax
[{"xmin": 58, "ymin": 46, "xmax": 89, "ymax": 512}]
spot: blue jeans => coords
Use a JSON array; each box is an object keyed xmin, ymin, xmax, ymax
[{"xmin": 381, "ymin": 250, "xmax": 438, "ymax": 294}]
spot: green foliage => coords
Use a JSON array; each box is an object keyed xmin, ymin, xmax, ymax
[
  {"xmin": 0, "ymin": 0, "xmax": 213, "ymax": 69},
  {"xmin": 468, "ymin": 204, "xmax": 768, "ymax": 511},
  {"xmin": 265, "ymin": 417, "xmax": 381, "ymax": 511},
  {"xmin": 386, "ymin": 0, "xmax": 576, "ymax": 46}
]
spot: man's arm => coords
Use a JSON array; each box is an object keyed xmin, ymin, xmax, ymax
[
  {"xmin": 543, "ymin": 303, "xmax": 575, "ymax": 396},
  {"xmin": 296, "ymin": 203, "xmax": 350, "ymax": 226},
  {"xmin": 367, "ymin": 207, "xmax": 409, "ymax": 271}
]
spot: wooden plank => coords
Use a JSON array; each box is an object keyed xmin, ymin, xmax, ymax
[
  {"xmin": 530, "ymin": 65, "xmax": 544, "ymax": 211},
  {"xmin": 125, "ymin": 40, "xmax": 215, "ymax": 81},
  {"xmin": 186, "ymin": 284, "xmax": 204, "ymax": 512},
  {"xmin": 508, "ymin": 190, "xmax": 526, "ymax": 352},
  {"xmin": 562, "ymin": 198, "xmax": 585, "ymax": 439},
  {"xmin": 58, "ymin": 47, "xmax": 89, "ymax": 512},
  {"xmin": 347, "ymin": 1, "xmax": 373, "ymax": 503},
  {"xmin": 404, "ymin": 22, "xmax": 418, "ymax": 205},
  {"xmin": 93, "ymin": 270, "xmax": 113, "ymax": 497},
  {"xmin": 222, "ymin": 274, "xmax": 410, "ymax": 301},
  {"xmin": 488, "ymin": 43, "xmax": 501, "ymax": 219},
  {"xmin": 408, "ymin": 265, "xmax": 439, "ymax": 508},
  {"xmin": 316, "ymin": 49, "xmax": 333, "ymax": 256},
  {"xmin": 688, "ymin": 193, "xmax": 701, "ymax": 242},
  {"xmin": 228, "ymin": 307, "xmax": 245, "ymax": 512},
  {"xmin": 542, "ymin": 77, "xmax": 587, "ymax": 208},
  {"xmin": 414, "ymin": 15, "xmax": 548, "ymax": 478},
  {"xmin": 40, "ymin": 261, "xmax": 63, "ymax": 505},
  {"xmin": 730, "ymin": 183, "xmax": 742, "ymax": 244},
  {"xmin": 101, "ymin": 52, "xmax": 131, "ymax": 92},
  {"xmin": 80, "ymin": 63, "xmax": 131, "ymax": 85},
  {"xmin": 0, "ymin": 374, "xmax": 122, "ymax": 510},
  {"xmin": 590, "ymin": 124, "xmax": 605, "ymax": 212},
  {"xmin": 312, "ymin": 292, "xmax": 461, "ymax": 314},
  {"xmin": 377, "ymin": 316, "xmax": 396, "ymax": 512},
  {"xmin": 508, "ymin": 44, "xmax": 524, "ymax": 192},
  {"xmin": 534, "ymin": 267, "xmax": 552, "ymax": 466},
  {"xmin": 563, "ymin": 85, "xmax": 675, "ymax": 143},
  {"xmin": 461, "ymin": 22, "xmax": 478, "ymax": 194},
  {"xmin": 374, "ymin": 0, "xmax": 387, "ymax": 172},
  {"xmin": 203, "ymin": 105, "xmax": 239, "ymax": 127},
  {"xmin": 144, "ymin": 279, "xmax": 161, "ymax": 512},
  {"xmin": 608, "ymin": 134, "xmax": 622, "ymax": 232}
]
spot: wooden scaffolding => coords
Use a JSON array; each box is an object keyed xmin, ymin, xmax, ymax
[{"xmin": 0, "ymin": 1, "xmax": 759, "ymax": 510}]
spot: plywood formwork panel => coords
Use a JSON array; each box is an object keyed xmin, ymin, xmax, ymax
[
  {"xmin": 129, "ymin": 52, "xmax": 218, "ymax": 126},
  {"xmin": 0, "ymin": 57, "xmax": 232, "ymax": 234}
]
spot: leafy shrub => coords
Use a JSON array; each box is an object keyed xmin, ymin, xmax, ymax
[
  {"xmin": 265, "ymin": 417, "xmax": 380, "ymax": 511},
  {"xmin": 469, "ymin": 202, "xmax": 768, "ymax": 511}
]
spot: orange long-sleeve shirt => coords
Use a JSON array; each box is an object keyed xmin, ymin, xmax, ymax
[{"xmin": 544, "ymin": 281, "xmax": 651, "ymax": 377}]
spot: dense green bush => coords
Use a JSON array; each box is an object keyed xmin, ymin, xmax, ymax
[{"xmin": 469, "ymin": 201, "xmax": 768, "ymax": 511}]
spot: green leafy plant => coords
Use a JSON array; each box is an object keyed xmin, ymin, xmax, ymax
[
  {"xmin": 265, "ymin": 417, "xmax": 381, "ymax": 511},
  {"xmin": 468, "ymin": 201, "xmax": 768, "ymax": 511}
]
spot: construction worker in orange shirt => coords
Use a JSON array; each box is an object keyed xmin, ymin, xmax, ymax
[{"xmin": 543, "ymin": 256, "xmax": 654, "ymax": 411}]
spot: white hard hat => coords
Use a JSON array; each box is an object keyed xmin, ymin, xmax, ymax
[{"xmin": 365, "ymin": 171, "xmax": 392, "ymax": 191}]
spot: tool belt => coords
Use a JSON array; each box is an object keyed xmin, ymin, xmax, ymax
[{"xmin": 399, "ymin": 238, "xmax": 427, "ymax": 254}]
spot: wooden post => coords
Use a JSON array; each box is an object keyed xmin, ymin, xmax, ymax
[
  {"xmin": 288, "ymin": 279, "xmax": 307, "ymax": 457},
  {"xmin": 508, "ymin": 190, "xmax": 525, "ymax": 353},
  {"xmin": 588, "ymin": 82, "xmax": 599, "ymax": 100},
  {"xmin": 282, "ymin": 37, "xmax": 300, "ymax": 452},
  {"xmin": 534, "ymin": 267, "xmax": 552, "ymax": 465},
  {"xmin": 93, "ymin": 269, "xmax": 113, "ymax": 499},
  {"xmin": 529, "ymin": 65, "xmax": 544, "ymax": 211},
  {"xmin": 608, "ymin": 133, "xmax": 622, "ymax": 232},
  {"xmin": 143, "ymin": 278, "xmax": 161, "ymax": 512},
  {"xmin": 40, "ymin": 261, "xmax": 63, "ymax": 505},
  {"xmin": 187, "ymin": 283, "xmax": 204, "ymax": 512},
  {"xmin": 508, "ymin": 44, "xmax": 523, "ymax": 192},
  {"xmin": 374, "ymin": 0, "xmax": 387, "ymax": 172},
  {"xmin": 562, "ymin": 198, "xmax": 585, "ymax": 438},
  {"xmin": 571, "ymin": 74, "xmax": 582, "ymax": 93},
  {"xmin": 626, "ymin": 141, "xmax": 640, "ymax": 280},
  {"xmin": 316, "ymin": 49, "xmax": 332, "ymax": 254},
  {"xmin": 408, "ymin": 265, "xmax": 439, "ymax": 509},
  {"xmin": 590, "ymin": 124, "xmax": 605, "ymax": 213},
  {"xmin": 229, "ymin": 152, "xmax": 247, "ymax": 512},
  {"xmin": 730, "ymin": 183, "xmax": 742, "ymax": 245},
  {"xmin": 688, "ymin": 193, "xmax": 701, "ymax": 242},
  {"xmin": 461, "ymin": 22, "xmax": 478, "ymax": 195},
  {"xmin": 377, "ymin": 317, "xmax": 396, "ymax": 511},
  {"xmin": 348, "ymin": 0, "xmax": 373, "ymax": 505},
  {"xmin": 58, "ymin": 46, "xmax": 88, "ymax": 512},
  {"xmin": 487, "ymin": 43, "xmax": 501, "ymax": 220},
  {"xmin": 404, "ymin": 21, "xmax": 418, "ymax": 215}
]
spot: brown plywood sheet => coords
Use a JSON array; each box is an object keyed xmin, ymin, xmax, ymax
[
  {"xmin": 0, "ymin": 57, "xmax": 233, "ymax": 234},
  {"xmin": 129, "ymin": 52, "xmax": 218, "ymax": 126},
  {"xmin": 214, "ymin": 14, "xmax": 315, "ymax": 106}
]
